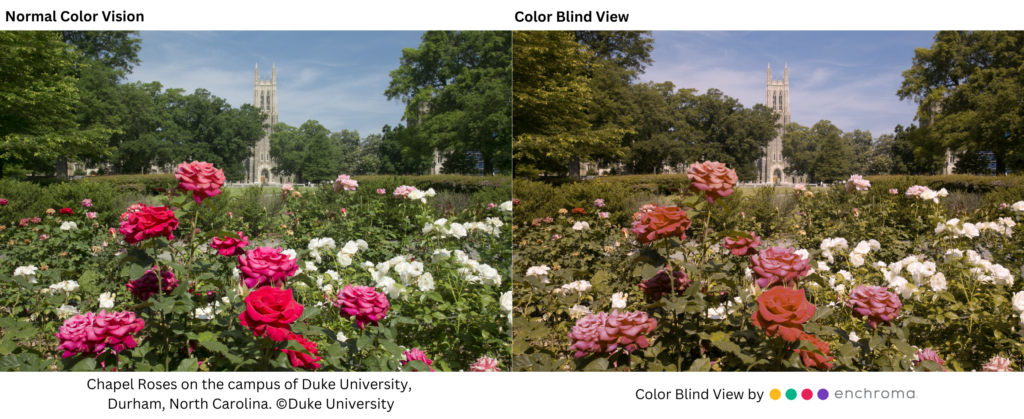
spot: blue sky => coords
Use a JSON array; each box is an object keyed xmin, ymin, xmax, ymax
[
  {"xmin": 126, "ymin": 31, "xmax": 425, "ymax": 137},
  {"xmin": 641, "ymin": 31, "xmax": 938, "ymax": 137}
]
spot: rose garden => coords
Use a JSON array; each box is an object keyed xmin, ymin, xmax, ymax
[
  {"xmin": 512, "ymin": 163, "xmax": 1024, "ymax": 372},
  {"xmin": 0, "ymin": 163, "xmax": 511, "ymax": 372}
]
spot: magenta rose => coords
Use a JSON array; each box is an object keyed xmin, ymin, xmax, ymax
[
  {"xmin": 913, "ymin": 348, "xmax": 948, "ymax": 371},
  {"xmin": 281, "ymin": 332, "xmax": 322, "ymax": 370},
  {"xmin": 846, "ymin": 284, "xmax": 902, "ymax": 328},
  {"xmin": 239, "ymin": 287, "xmax": 304, "ymax": 342},
  {"xmin": 236, "ymin": 247, "xmax": 298, "ymax": 288},
  {"xmin": 469, "ymin": 356, "xmax": 501, "ymax": 372},
  {"xmin": 333, "ymin": 174, "xmax": 358, "ymax": 192},
  {"xmin": 54, "ymin": 310, "xmax": 145, "ymax": 358},
  {"xmin": 212, "ymin": 231, "xmax": 249, "ymax": 257},
  {"xmin": 400, "ymin": 348, "xmax": 435, "ymax": 371},
  {"xmin": 333, "ymin": 284, "xmax": 390, "ymax": 329},
  {"xmin": 126, "ymin": 267, "xmax": 179, "ymax": 301},
  {"xmin": 638, "ymin": 267, "xmax": 691, "ymax": 301},
  {"xmin": 175, "ymin": 161, "xmax": 226, "ymax": 204},
  {"xmin": 567, "ymin": 310, "xmax": 657, "ymax": 358},
  {"xmin": 0, "ymin": 199, "xmax": 7, "ymax": 205},
  {"xmin": 119, "ymin": 204, "xmax": 179, "ymax": 244},
  {"xmin": 687, "ymin": 161, "xmax": 739, "ymax": 203},
  {"xmin": 750, "ymin": 246, "xmax": 810, "ymax": 288},
  {"xmin": 81, "ymin": 199, "xmax": 93, "ymax": 207},
  {"xmin": 724, "ymin": 231, "xmax": 762, "ymax": 257}
]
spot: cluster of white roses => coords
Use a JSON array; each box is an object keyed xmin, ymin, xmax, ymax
[
  {"xmin": 944, "ymin": 249, "xmax": 1014, "ymax": 286},
  {"xmin": 572, "ymin": 221, "xmax": 590, "ymax": 231},
  {"xmin": 906, "ymin": 185, "xmax": 949, "ymax": 203},
  {"xmin": 500, "ymin": 290, "xmax": 513, "ymax": 324},
  {"xmin": 422, "ymin": 219, "xmax": 468, "ymax": 238},
  {"xmin": 59, "ymin": 221, "xmax": 78, "ymax": 231},
  {"xmin": 935, "ymin": 218, "xmax": 981, "ymax": 238},
  {"xmin": 56, "ymin": 305, "xmax": 79, "ymax": 319},
  {"xmin": 99, "ymin": 292, "xmax": 116, "ymax": 309},
  {"xmin": 463, "ymin": 217, "xmax": 505, "ymax": 237},
  {"xmin": 1012, "ymin": 291, "xmax": 1024, "ymax": 330},
  {"xmin": 556, "ymin": 280, "xmax": 592, "ymax": 295},
  {"xmin": 610, "ymin": 292, "xmax": 628, "ymax": 309},
  {"xmin": 431, "ymin": 249, "xmax": 502, "ymax": 286},
  {"xmin": 848, "ymin": 239, "xmax": 881, "ymax": 267},
  {"xmin": 306, "ymin": 237, "xmax": 336, "ymax": 263},
  {"xmin": 525, "ymin": 265, "xmax": 551, "ymax": 283},
  {"xmin": 13, "ymin": 265, "xmax": 38, "ymax": 283},
  {"xmin": 44, "ymin": 280, "xmax": 80, "ymax": 294},
  {"xmin": 974, "ymin": 218, "xmax": 1016, "ymax": 238},
  {"xmin": 877, "ymin": 255, "xmax": 942, "ymax": 298},
  {"xmin": 819, "ymin": 237, "xmax": 849, "ymax": 263},
  {"xmin": 367, "ymin": 255, "xmax": 430, "ymax": 298},
  {"xmin": 568, "ymin": 304, "xmax": 591, "ymax": 319}
]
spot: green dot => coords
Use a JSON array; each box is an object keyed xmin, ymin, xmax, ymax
[{"xmin": 785, "ymin": 389, "xmax": 797, "ymax": 400}]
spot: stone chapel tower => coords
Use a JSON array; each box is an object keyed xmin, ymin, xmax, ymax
[
  {"xmin": 246, "ymin": 63, "xmax": 291, "ymax": 184},
  {"xmin": 757, "ymin": 63, "xmax": 803, "ymax": 184}
]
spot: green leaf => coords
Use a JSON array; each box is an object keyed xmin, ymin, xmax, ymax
[
  {"xmin": 69, "ymin": 357, "xmax": 97, "ymax": 371},
  {"xmin": 917, "ymin": 360, "xmax": 944, "ymax": 372},
  {"xmin": 712, "ymin": 340, "xmax": 742, "ymax": 355},
  {"xmin": 379, "ymin": 339, "xmax": 404, "ymax": 357},
  {"xmin": 581, "ymin": 357, "xmax": 609, "ymax": 371},
  {"xmin": 689, "ymin": 358, "xmax": 712, "ymax": 372},
  {"xmin": 200, "ymin": 340, "xmax": 230, "ymax": 355},
  {"xmin": 356, "ymin": 333, "xmax": 373, "ymax": 350},
  {"xmin": 176, "ymin": 358, "xmax": 199, "ymax": 372},
  {"xmin": 868, "ymin": 333, "xmax": 885, "ymax": 351},
  {"xmin": 891, "ymin": 339, "xmax": 915, "ymax": 356}
]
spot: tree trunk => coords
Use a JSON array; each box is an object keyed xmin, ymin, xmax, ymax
[
  {"xmin": 483, "ymin": 154, "xmax": 493, "ymax": 176},
  {"xmin": 568, "ymin": 157, "xmax": 581, "ymax": 179},
  {"xmin": 996, "ymin": 153, "xmax": 1006, "ymax": 175}
]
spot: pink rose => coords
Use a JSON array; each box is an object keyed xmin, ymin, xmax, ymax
[
  {"xmin": 982, "ymin": 355, "xmax": 1013, "ymax": 372},
  {"xmin": 749, "ymin": 246, "xmax": 810, "ymax": 288},
  {"xmin": 31, "ymin": 217, "xmax": 40, "ymax": 224},
  {"xmin": 237, "ymin": 247, "xmax": 298, "ymax": 288},
  {"xmin": 400, "ymin": 348, "xmax": 435, "ymax": 371},
  {"xmin": 333, "ymin": 174, "xmax": 358, "ymax": 192},
  {"xmin": 393, "ymin": 185, "xmax": 417, "ymax": 199},
  {"xmin": 889, "ymin": 188, "xmax": 899, "ymax": 195},
  {"xmin": 469, "ymin": 356, "xmax": 501, "ymax": 372},
  {"xmin": 724, "ymin": 231, "xmax": 762, "ymax": 257},
  {"xmin": 333, "ymin": 284, "xmax": 389, "ymax": 329},
  {"xmin": 598, "ymin": 212, "xmax": 609, "ymax": 219},
  {"xmin": 912, "ymin": 348, "xmax": 948, "ymax": 371},
  {"xmin": 81, "ymin": 199, "xmax": 93, "ymax": 207},
  {"xmin": 594, "ymin": 198, "xmax": 606, "ymax": 207},
  {"xmin": 846, "ymin": 174, "xmax": 870, "ymax": 192},
  {"xmin": 281, "ymin": 183, "xmax": 294, "ymax": 192},
  {"xmin": 687, "ymin": 161, "xmax": 738, "ymax": 203},
  {"xmin": 630, "ymin": 205, "xmax": 692, "ymax": 244},
  {"xmin": 212, "ymin": 231, "xmax": 250, "ymax": 257},
  {"xmin": 638, "ymin": 267, "xmax": 691, "ymax": 301},
  {"xmin": 39, "ymin": 234, "xmax": 48, "ymax": 240},
  {"xmin": 175, "ymin": 161, "xmax": 226, "ymax": 203},
  {"xmin": 752, "ymin": 287, "xmax": 816, "ymax": 342},
  {"xmin": 847, "ymin": 284, "xmax": 902, "ymax": 328},
  {"xmin": 126, "ymin": 267, "xmax": 179, "ymax": 301},
  {"xmin": 86, "ymin": 212, "xmax": 97, "ymax": 219},
  {"xmin": 567, "ymin": 310, "xmax": 657, "ymax": 358},
  {"xmin": 487, "ymin": 203, "xmax": 497, "ymax": 209},
  {"xmin": 377, "ymin": 189, "xmax": 386, "ymax": 195},
  {"xmin": 17, "ymin": 218, "xmax": 28, "ymax": 227},
  {"xmin": 54, "ymin": 310, "xmax": 145, "ymax": 358},
  {"xmin": 119, "ymin": 204, "xmax": 179, "ymax": 244}
]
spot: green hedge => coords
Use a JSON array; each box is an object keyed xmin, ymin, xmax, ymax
[
  {"xmin": 865, "ymin": 175, "xmax": 1024, "ymax": 205},
  {"xmin": 353, "ymin": 175, "xmax": 511, "ymax": 193},
  {"xmin": 532, "ymin": 174, "xmax": 690, "ymax": 195}
]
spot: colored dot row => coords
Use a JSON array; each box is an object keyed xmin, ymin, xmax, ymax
[{"xmin": 769, "ymin": 388, "xmax": 829, "ymax": 400}]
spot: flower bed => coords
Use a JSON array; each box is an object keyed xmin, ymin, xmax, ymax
[{"xmin": 513, "ymin": 164, "xmax": 1024, "ymax": 372}]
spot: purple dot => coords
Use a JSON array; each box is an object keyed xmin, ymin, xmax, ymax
[{"xmin": 817, "ymin": 389, "xmax": 829, "ymax": 400}]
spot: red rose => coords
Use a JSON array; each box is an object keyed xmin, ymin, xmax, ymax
[
  {"xmin": 687, "ymin": 161, "xmax": 738, "ymax": 203},
  {"xmin": 212, "ymin": 231, "xmax": 249, "ymax": 257},
  {"xmin": 795, "ymin": 333, "xmax": 834, "ymax": 370},
  {"xmin": 751, "ymin": 287, "xmax": 816, "ymax": 342},
  {"xmin": 724, "ymin": 231, "xmax": 762, "ymax": 257},
  {"xmin": 630, "ymin": 205, "xmax": 692, "ymax": 244},
  {"xmin": 118, "ymin": 204, "xmax": 179, "ymax": 244},
  {"xmin": 126, "ymin": 267, "xmax": 179, "ymax": 301},
  {"xmin": 638, "ymin": 267, "xmax": 691, "ymax": 301},
  {"xmin": 175, "ymin": 161, "xmax": 226, "ymax": 204},
  {"xmin": 239, "ymin": 287, "xmax": 304, "ymax": 342},
  {"xmin": 282, "ymin": 332, "xmax": 322, "ymax": 370},
  {"xmin": 750, "ymin": 246, "xmax": 810, "ymax": 288},
  {"xmin": 59, "ymin": 208, "xmax": 74, "ymax": 215},
  {"xmin": 572, "ymin": 207, "xmax": 586, "ymax": 215}
]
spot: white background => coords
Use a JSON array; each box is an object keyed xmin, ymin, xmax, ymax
[{"xmin": 3, "ymin": 1, "xmax": 1024, "ymax": 418}]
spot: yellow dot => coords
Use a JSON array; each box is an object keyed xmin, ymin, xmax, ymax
[{"xmin": 770, "ymin": 389, "xmax": 782, "ymax": 400}]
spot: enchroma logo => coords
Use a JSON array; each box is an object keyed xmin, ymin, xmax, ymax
[{"xmin": 833, "ymin": 389, "xmax": 917, "ymax": 399}]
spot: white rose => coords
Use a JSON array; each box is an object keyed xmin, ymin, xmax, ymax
[
  {"xmin": 417, "ymin": 273, "xmax": 435, "ymax": 292},
  {"xmin": 1013, "ymin": 291, "xmax": 1024, "ymax": 313},
  {"xmin": 425, "ymin": 188, "xmax": 436, "ymax": 197},
  {"xmin": 98, "ymin": 292, "xmax": 116, "ymax": 309},
  {"xmin": 848, "ymin": 332, "xmax": 859, "ymax": 342},
  {"xmin": 281, "ymin": 248, "xmax": 298, "ymax": 261},
  {"xmin": 568, "ymin": 305, "xmax": 591, "ymax": 319},
  {"xmin": 449, "ymin": 223, "xmax": 468, "ymax": 238},
  {"xmin": 572, "ymin": 221, "xmax": 590, "ymax": 231},
  {"xmin": 849, "ymin": 253, "xmax": 865, "ymax": 267},
  {"xmin": 611, "ymin": 292, "xmax": 628, "ymax": 309},
  {"xmin": 304, "ymin": 261, "xmax": 318, "ymax": 272},
  {"xmin": 500, "ymin": 291, "xmax": 512, "ymax": 313},
  {"xmin": 1012, "ymin": 201, "xmax": 1024, "ymax": 212},
  {"xmin": 322, "ymin": 284, "xmax": 335, "ymax": 297},
  {"xmin": 13, "ymin": 265, "xmax": 38, "ymax": 283},
  {"xmin": 499, "ymin": 201, "xmax": 513, "ymax": 212},
  {"xmin": 60, "ymin": 221, "xmax": 78, "ymax": 231},
  {"xmin": 794, "ymin": 249, "xmax": 809, "ymax": 260},
  {"xmin": 337, "ymin": 253, "xmax": 353, "ymax": 267},
  {"xmin": 56, "ymin": 305, "xmax": 78, "ymax": 319},
  {"xmin": 929, "ymin": 272, "xmax": 947, "ymax": 292},
  {"xmin": 962, "ymin": 223, "xmax": 980, "ymax": 238},
  {"xmin": 341, "ymin": 241, "xmax": 359, "ymax": 256}
]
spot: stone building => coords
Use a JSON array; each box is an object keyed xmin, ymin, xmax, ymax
[
  {"xmin": 245, "ymin": 63, "xmax": 292, "ymax": 184},
  {"xmin": 757, "ymin": 63, "xmax": 804, "ymax": 184}
]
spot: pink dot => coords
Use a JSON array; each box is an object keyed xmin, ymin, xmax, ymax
[{"xmin": 801, "ymin": 389, "xmax": 813, "ymax": 400}]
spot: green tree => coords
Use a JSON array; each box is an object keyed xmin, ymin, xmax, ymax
[
  {"xmin": 268, "ymin": 120, "xmax": 339, "ymax": 182},
  {"xmin": 842, "ymin": 129, "xmax": 873, "ymax": 174},
  {"xmin": 782, "ymin": 120, "xmax": 852, "ymax": 182},
  {"xmin": 385, "ymin": 31, "xmax": 511, "ymax": 174},
  {"xmin": 512, "ymin": 31, "xmax": 627, "ymax": 177},
  {"xmin": 61, "ymin": 31, "xmax": 142, "ymax": 75},
  {"xmin": 574, "ymin": 31, "xmax": 655, "ymax": 75},
  {"xmin": 0, "ymin": 31, "xmax": 111, "ymax": 178},
  {"xmin": 680, "ymin": 89, "xmax": 778, "ymax": 180},
  {"xmin": 897, "ymin": 31, "xmax": 1024, "ymax": 174}
]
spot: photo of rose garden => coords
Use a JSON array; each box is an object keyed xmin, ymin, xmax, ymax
[
  {"xmin": 511, "ymin": 31, "xmax": 1024, "ymax": 372},
  {"xmin": 0, "ymin": 31, "xmax": 512, "ymax": 372}
]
